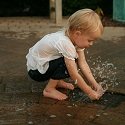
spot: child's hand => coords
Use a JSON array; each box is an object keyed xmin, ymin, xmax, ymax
[
  {"xmin": 96, "ymin": 84, "xmax": 105, "ymax": 95},
  {"xmin": 87, "ymin": 89, "xmax": 103, "ymax": 100},
  {"xmin": 93, "ymin": 84, "xmax": 105, "ymax": 96}
]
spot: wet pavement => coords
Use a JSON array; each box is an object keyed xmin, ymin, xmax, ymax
[{"xmin": 0, "ymin": 17, "xmax": 125, "ymax": 125}]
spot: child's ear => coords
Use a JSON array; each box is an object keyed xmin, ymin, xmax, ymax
[{"xmin": 75, "ymin": 31, "xmax": 81, "ymax": 36}]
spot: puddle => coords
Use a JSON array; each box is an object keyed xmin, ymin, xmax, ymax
[
  {"xmin": 68, "ymin": 88, "xmax": 125, "ymax": 108},
  {"xmin": 67, "ymin": 54, "xmax": 124, "ymax": 108}
]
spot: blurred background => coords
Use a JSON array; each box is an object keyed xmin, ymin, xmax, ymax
[{"xmin": 0, "ymin": 0, "xmax": 112, "ymax": 17}]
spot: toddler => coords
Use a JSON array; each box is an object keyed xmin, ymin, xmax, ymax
[{"xmin": 26, "ymin": 9, "xmax": 105, "ymax": 100}]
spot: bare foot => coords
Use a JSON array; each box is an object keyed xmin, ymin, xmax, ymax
[
  {"xmin": 57, "ymin": 80, "xmax": 74, "ymax": 90},
  {"xmin": 43, "ymin": 88, "xmax": 68, "ymax": 100}
]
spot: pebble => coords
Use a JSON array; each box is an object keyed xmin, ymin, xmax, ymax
[
  {"xmin": 66, "ymin": 114, "xmax": 72, "ymax": 117},
  {"xmin": 50, "ymin": 115, "xmax": 56, "ymax": 118},
  {"xmin": 28, "ymin": 121, "xmax": 33, "ymax": 125}
]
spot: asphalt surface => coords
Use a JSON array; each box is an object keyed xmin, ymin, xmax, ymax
[{"xmin": 0, "ymin": 17, "xmax": 125, "ymax": 125}]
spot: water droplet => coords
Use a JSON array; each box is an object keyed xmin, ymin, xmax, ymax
[
  {"xmin": 88, "ymin": 56, "xmax": 119, "ymax": 90},
  {"xmin": 74, "ymin": 79, "xmax": 77, "ymax": 84}
]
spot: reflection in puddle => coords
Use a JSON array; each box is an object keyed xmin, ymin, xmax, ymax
[{"xmin": 69, "ymin": 88, "xmax": 125, "ymax": 107}]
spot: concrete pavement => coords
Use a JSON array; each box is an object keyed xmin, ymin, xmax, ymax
[{"xmin": 0, "ymin": 17, "xmax": 125, "ymax": 125}]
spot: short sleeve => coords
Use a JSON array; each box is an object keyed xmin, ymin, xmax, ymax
[{"xmin": 55, "ymin": 40, "xmax": 78, "ymax": 60}]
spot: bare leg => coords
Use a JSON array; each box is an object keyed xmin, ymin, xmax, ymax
[
  {"xmin": 43, "ymin": 79, "xmax": 68, "ymax": 100},
  {"xmin": 57, "ymin": 80, "xmax": 74, "ymax": 90}
]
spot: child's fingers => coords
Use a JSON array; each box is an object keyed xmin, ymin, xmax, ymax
[{"xmin": 88, "ymin": 91, "xmax": 101, "ymax": 100}]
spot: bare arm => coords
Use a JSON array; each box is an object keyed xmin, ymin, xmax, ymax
[
  {"xmin": 64, "ymin": 57, "xmax": 102, "ymax": 100},
  {"xmin": 77, "ymin": 50, "xmax": 99, "ymax": 89}
]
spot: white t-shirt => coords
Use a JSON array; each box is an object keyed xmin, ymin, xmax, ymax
[{"xmin": 26, "ymin": 30, "xmax": 79, "ymax": 74}]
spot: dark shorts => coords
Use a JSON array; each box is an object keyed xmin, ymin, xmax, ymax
[{"xmin": 28, "ymin": 57, "xmax": 70, "ymax": 82}]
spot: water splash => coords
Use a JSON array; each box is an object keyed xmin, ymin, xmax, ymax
[
  {"xmin": 88, "ymin": 56, "xmax": 119, "ymax": 90},
  {"xmin": 68, "ymin": 56, "xmax": 120, "ymax": 103}
]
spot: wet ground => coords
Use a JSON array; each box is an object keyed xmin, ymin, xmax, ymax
[{"xmin": 0, "ymin": 17, "xmax": 125, "ymax": 125}]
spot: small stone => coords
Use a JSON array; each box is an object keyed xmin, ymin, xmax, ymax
[
  {"xmin": 67, "ymin": 105, "xmax": 72, "ymax": 108},
  {"xmin": 96, "ymin": 114, "xmax": 100, "ymax": 117},
  {"xmin": 89, "ymin": 115, "xmax": 94, "ymax": 119},
  {"xmin": 66, "ymin": 114, "xmax": 72, "ymax": 117},
  {"xmin": 50, "ymin": 115, "xmax": 56, "ymax": 118},
  {"xmin": 16, "ymin": 108, "xmax": 24, "ymax": 111},
  {"xmin": 28, "ymin": 121, "xmax": 33, "ymax": 125},
  {"xmin": 103, "ymin": 112, "xmax": 108, "ymax": 115}
]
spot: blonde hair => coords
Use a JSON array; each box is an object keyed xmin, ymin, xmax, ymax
[{"xmin": 65, "ymin": 8, "xmax": 103, "ymax": 34}]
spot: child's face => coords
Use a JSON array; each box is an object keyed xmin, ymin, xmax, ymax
[{"xmin": 72, "ymin": 29, "xmax": 101, "ymax": 49}]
